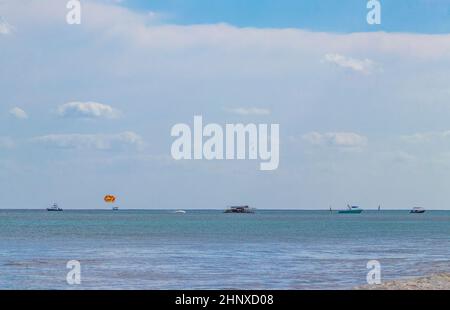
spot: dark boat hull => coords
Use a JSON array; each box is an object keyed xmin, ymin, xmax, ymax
[
  {"xmin": 224, "ymin": 206, "xmax": 255, "ymax": 213},
  {"xmin": 338, "ymin": 210, "xmax": 363, "ymax": 214}
]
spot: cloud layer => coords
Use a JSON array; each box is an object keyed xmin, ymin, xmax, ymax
[
  {"xmin": 32, "ymin": 132, "xmax": 143, "ymax": 151},
  {"xmin": 302, "ymin": 132, "xmax": 368, "ymax": 149},
  {"xmin": 57, "ymin": 102, "xmax": 120, "ymax": 119},
  {"xmin": 2, "ymin": 0, "xmax": 450, "ymax": 209}
]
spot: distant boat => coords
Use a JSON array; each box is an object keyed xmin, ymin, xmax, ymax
[
  {"xmin": 224, "ymin": 206, "xmax": 255, "ymax": 214},
  {"xmin": 175, "ymin": 210, "xmax": 186, "ymax": 214},
  {"xmin": 338, "ymin": 205, "xmax": 363, "ymax": 214},
  {"xmin": 410, "ymin": 207, "xmax": 425, "ymax": 214},
  {"xmin": 47, "ymin": 203, "xmax": 63, "ymax": 212},
  {"xmin": 112, "ymin": 206, "xmax": 119, "ymax": 211}
]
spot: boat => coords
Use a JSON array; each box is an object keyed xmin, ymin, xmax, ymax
[
  {"xmin": 410, "ymin": 207, "xmax": 425, "ymax": 214},
  {"xmin": 224, "ymin": 206, "xmax": 255, "ymax": 214},
  {"xmin": 175, "ymin": 210, "xmax": 186, "ymax": 214},
  {"xmin": 112, "ymin": 206, "xmax": 119, "ymax": 211},
  {"xmin": 338, "ymin": 205, "xmax": 363, "ymax": 214},
  {"xmin": 47, "ymin": 203, "xmax": 63, "ymax": 212}
]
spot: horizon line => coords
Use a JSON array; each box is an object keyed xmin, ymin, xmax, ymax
[{"xmin": 1, "ymin": 208, "xmax": 449, "ymax": 211}]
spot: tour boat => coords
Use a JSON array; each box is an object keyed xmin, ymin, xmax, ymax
[
  {"xmin": 47, "ymin": 203, "xmax": 63, "ymax": 212},
  {"xmin": 224, "ymin": 206, "xmax": 255, "ymax": 214}
]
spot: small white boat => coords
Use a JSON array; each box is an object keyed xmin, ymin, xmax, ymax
[
  {"xmin": 47, "ymin": 203, "xmax": 63, "ymax": 212},
  {"xmin": 175, "ymin": 210, "xmax": 186, "ymax": 214},
  {"xmin": 338, "ymin": 205, "xmax": 363, "ymax": 214},
  {"xmin": 112, "ymin": 206, "xmax": 119, "ymax": 211},
  {"xmin": 410, "ymin": 207, "xmax": 425, "ymax": 214}
]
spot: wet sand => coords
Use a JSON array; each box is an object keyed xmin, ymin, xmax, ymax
[{"xmin": 356, "ymin": 273, "xmax": 450, "ymax": 290}]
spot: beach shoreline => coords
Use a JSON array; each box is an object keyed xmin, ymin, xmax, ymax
[{"xmin": 355, "ymin": 273, "xmax": 450, "ymax": 290}]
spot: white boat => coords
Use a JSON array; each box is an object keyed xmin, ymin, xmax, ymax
[
  {"xmin": 175, "ymin": 210, "xmax": 186, "ymax": 214},
  {"xmin": 410, "ymin": 207, "xmax": 425, "ymax": 214},
  {"xmin": 338, "ymin": 205, "xmax": 363, "ymax": 214},
  {"xmin": 47, "ymin": 203, "xmax": 63, "ymax": 212},
  {"xmin": 112, "ymin": 206, "xmax": 119, "ymax": 211}
]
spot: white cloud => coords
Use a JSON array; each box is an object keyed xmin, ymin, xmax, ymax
[
  {"xmin": 225, "ymin": 107, "xmax": 271, "ymax": 116},
  {"xmin": 57, "ymin": 102, "xmax": 120, "ymax": 119},
  {"xmin": 323, "ymin": 53, "xmax": 378, "ymax": 74},
  {"xmin": 32, "ymin": 132, "xmax": 143, "ymax": 150},
  {"xmin": 0, "ymin": 137, "xmax": 14, "ymax": 149},
  {"xmin": 401, "ymin": 131, "xmax": 450, "ymax": 143},
  {"xmin": 302, "ymin": 132, "xmax": 368, "ymax": 149},
  {"xmin": 9, "ymin": 107, "xmax": 28, "ymax": 119}
]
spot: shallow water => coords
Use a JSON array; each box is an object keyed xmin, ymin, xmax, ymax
[{"xmin": 0, "ymin": 209, "xmax": 449, "ymax": 289}]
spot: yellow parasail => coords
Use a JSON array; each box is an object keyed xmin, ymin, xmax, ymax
[{"xmin": 104, "ymin": 195, "xmax": 116, "ymax": 203}]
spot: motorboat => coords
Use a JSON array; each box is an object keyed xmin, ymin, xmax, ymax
[
  {"xmin": 338, "ymin": 205, "xmax": 363, "ymax": 214},
  {"xmin": 410, "ymin": 207, "xmax": 425, "ymax": 214}
]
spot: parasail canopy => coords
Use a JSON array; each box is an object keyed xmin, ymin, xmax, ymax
[{"xmin": 104, "ymin": 195, "xmax": 116, "ymax": 203}]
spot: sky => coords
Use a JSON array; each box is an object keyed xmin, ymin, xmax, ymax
[
  {"xmin": 124, "ymin": 0, "xmax": 450, "ymax": 33},
  {"xmin": 1, "ymin": 0, "xmax": 450, "ymax": 209}
]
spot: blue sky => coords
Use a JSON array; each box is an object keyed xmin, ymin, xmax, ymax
[
  {"xmin": 2, "ymin": 1, "xmax": 450, "ymax": 210},
  {"xmin": 123, "ymin": 0, "xmax": 450, "ymax": 33}
]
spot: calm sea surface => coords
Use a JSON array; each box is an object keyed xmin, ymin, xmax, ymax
[{"xmin": 1, "ymin": 209, "xmax": 450, "ymax": 289}]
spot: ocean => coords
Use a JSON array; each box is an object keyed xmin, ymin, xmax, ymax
[{"xmin": 0, "ymin": 209, "xmax": 450, "ymax": 290}]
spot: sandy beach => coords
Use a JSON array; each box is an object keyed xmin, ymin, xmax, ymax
[{"xmin": 356, "ymin": 273, "xmax": 450, "ymax": 290}]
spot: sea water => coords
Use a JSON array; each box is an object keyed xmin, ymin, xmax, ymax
[{"xmin": 0, "ymin": 209, "xmax": 450, "ymax": 289}]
